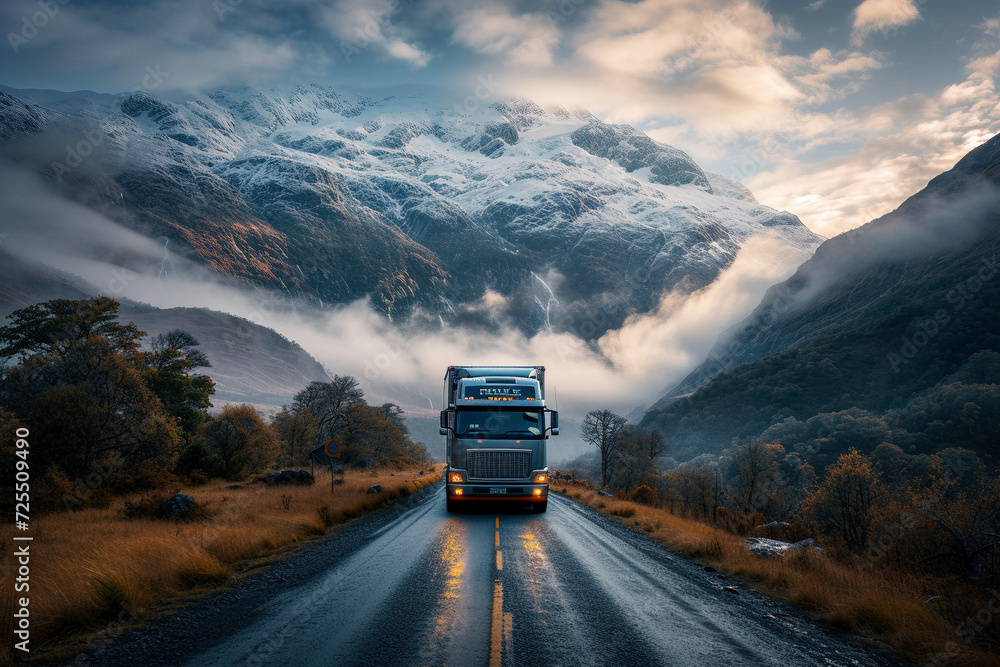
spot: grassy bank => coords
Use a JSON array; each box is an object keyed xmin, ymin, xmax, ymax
[
  {"xmin": 557, "ymin": 480, "xmax": 1000, "ymax": 667},
  {"xmin": 1, "ymin": 466, "xmax": 442, "ymax": 664}
]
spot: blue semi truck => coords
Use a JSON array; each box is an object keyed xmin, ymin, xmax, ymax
[{"xmin": 440, "ymin": 365, "xmax": 559, "ymax": 512}]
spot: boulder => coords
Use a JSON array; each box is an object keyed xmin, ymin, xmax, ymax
[
  {"xmin": 161, "ymin": 493, "xmax": 196, "ymax": 517},
  {"xmin": 367, "ymin": 484, "xmax": 383, "ymax": 494},
  {"xmin": 745, "ymin": 537, "xmax": 822, "ymax": 559}
]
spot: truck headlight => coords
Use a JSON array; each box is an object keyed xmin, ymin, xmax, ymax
[
  {"xmin": 534, "ymin": 473, "xmax": 547, "ymax": 483},
  {"xmin": 449, "ymin": 472, "xmax": 463, "ymax": 483}
]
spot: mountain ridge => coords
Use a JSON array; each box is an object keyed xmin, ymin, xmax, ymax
[
  {"xmin": 0, "ymin": 250, "xmax": 330, "ymax": 413},
  {"xmin": 642, "ymin": 132, "xmax": 1000, "ymax": 463},
  {"xmin": 0, "ymin": 83, "xmax": 822, "ymax": 341}
]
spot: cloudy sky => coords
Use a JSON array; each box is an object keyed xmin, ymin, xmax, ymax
[{"xmin": 2, "ymin": 0, "xmax": 999, "ymax": 235}]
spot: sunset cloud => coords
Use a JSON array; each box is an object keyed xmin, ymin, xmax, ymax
[
  {"xmin": 851, "ymin": 0, "xmax": 921, "ymax": 45},
  {"xmin": 748, "ymin": 72, "xmax": 1000, "ymax": 237},
  {"xmin": 448, "ymin": 3, "xmax": 560, "ymax": 66}
]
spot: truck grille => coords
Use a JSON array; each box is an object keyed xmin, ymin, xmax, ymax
[{"xmin": 466, "ymin": 450, "xmax": 531, "ymax": 480}]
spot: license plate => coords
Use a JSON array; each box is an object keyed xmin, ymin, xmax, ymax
[{"xmin": 490, "ymin": 488, "xmax": 506, "ymax": 494}]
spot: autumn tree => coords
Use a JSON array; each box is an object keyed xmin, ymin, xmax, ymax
[
  {"xmin": 0, "ymin": 409, "xmax": 26, "ymax": 514},
  {"xmin": 802, "ymin": 449, "xmax": 889, "ymax": 551},
  {"xmin": 343, "ymin": 402, "xmax": 409, "ymax": 464},
  {"xmin": 582, "ymin": 409, "xmax": 628, "ymax": 488},
  {"xmin": 200, "ymin": 404, "xmax": 281, "ymax": 479},
  {"xmin": 910, "ymin": 473, "xmax": 1000, "ymax": 576},
  {"xmin": 669, "ymin": 464, "xmax": 722, "ymax": 520},
  {"xmin": 774, "ymin": 451, "xmax": 817, "ymax": 517},
  {"xmin": 272, "ymin": 408, "xmax": 318, "ymax": 464}
]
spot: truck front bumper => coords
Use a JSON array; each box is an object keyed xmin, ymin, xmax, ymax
[{"xmin": 446, "ymin": 482, "xmax": 548, "ymax": 503}]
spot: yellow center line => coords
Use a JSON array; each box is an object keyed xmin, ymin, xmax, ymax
[
  {"xmin": 503, "ymin": 611, "xmax": 514, "ymax": 655},
  {"xmin": 490, "ymin": 581, "xmax": 503, "ymax": 667},
  {"xmin": 491, "ymin": 516, "xmax": 505, "ymax": 667}
]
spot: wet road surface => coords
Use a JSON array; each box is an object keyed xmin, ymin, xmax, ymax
[{"xmin": 68, "ymin": 484, "xmax": 911, "ymax": 666}]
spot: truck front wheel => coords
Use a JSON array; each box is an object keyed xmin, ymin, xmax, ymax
[
  {"xmin": 535, "ymin": 500, "xmax": 548, "ymax": 513},
  {"xmin": 446, "ymin": 497, "xmax": 457, "ymax": 513}
]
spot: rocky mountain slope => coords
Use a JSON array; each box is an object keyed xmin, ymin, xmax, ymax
[
  {"xmin": 0, "ymin": 84, "xmax": 821, "ymax": 339},
  {"xmin": 643, "ymin": 133, "xmax": 1000, "ymax": 464}
]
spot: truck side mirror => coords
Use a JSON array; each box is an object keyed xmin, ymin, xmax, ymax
[
  {"xmin": 439, "ymin": 410, "xmax": 449, "ymax": 435},
  {"xmin": 549, "ymin": 410, "xmax": 559, "ymax": 436}
]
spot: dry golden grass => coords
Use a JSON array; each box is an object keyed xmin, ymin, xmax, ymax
[
  {"xmin": 0, "ymin": 466, "xmax": 442, "ymax": 664},
  {"xmin": 561, "ymin": 484, "xmax": 1000, "ymax": 667}
]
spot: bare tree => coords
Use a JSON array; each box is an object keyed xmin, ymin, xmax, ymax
[
  {"xmin": 272, "ymin": 408, "xmax": 318, "ymax": 464},
  {"xmin": 671, "ymin": 464, "xmax": 721, "ymax": 521},
  {"xmin": 912, "ymin": 475, "xmax": 1000, "ymax": 576},
  {"xmin": 582, "ymin": 409, "xmax": 628, "ymax": 488},
  {"xmin": 728, "ymin": 441, "xmax": 780, "ymax": 515},
  {"xmin": 290, "ymin": 376, "xmax": 364, "ymax": 445}
]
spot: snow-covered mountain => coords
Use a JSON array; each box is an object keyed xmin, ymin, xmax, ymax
[{"xmin": 0, "ymin": 83, "xmax": 821, "ymax": 339}]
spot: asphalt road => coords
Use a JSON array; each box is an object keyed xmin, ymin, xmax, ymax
[{"xmin": 65, "ymin": 484, "xmax": 911, "ymax": 667}]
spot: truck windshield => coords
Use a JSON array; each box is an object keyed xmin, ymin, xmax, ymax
[{"xmin": 456, "ymin": 409, "xmax": 542, "ymax": 439}]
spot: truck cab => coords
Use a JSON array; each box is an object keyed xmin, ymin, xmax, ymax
[{"xmin": 440, "ymin": 366, "xmax": 558, "ymax": 512}]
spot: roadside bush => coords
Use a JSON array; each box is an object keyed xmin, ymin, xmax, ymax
[
  {"xmin": 187, "ymin": 469, "xmax": 209, "ymax": 485},
  {"xmin": 610, "ymin": 505, "xmax": 637, "ymax": 518},
  {"xmin": 176, "ymin": 440, "xmax": 220, "ymax": 478},
  {"xmin": 630, "ymin": 484, "xmax": 658, "ymax": 507},
  {"xmin": 715, "ymin": 507, "xmax": 766, "ymax": 536}
]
